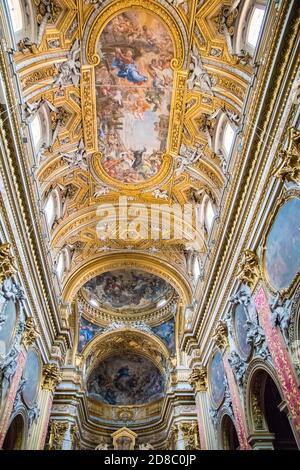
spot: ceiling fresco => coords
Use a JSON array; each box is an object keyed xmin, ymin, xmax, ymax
[
  {"xmin": 96, "ymin": 9, "xmax": 174, "ymax": 184},
  {"xmin": 81, "ymin": 269, "xmax": 174, "ymax": 312},
  {"xmin": 87, "ymin": 352, "xmax": 165, "ymax": 405}
]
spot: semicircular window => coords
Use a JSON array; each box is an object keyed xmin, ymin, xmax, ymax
[
  {"xmin": 82, "ymin": 269, "xmax": 174, "ymax": 312},
  {"xmin": 96, "ymin": 9, "xmax": 174, "ymax": 184},
  {"xmin": 87, "ymin": 353, "xmax": 165, "ymax": 405},
  {"xmin": 265, "ymin": 198, "xmax": 300, "ymax": 290}
]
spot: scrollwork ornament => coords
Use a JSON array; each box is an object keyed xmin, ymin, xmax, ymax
[
  {"xmin": 212, "ymin": 321, "xmax": 228, "ymax": 351},
  {"xmin": 42, "ymin": 363, "xmax": 62, "ymax": 392},
  {"xmin": 0, "ymin": 243, "xmax": 16, "ymax": 284},
  {"xmin": 22, "ymin": 317, "xmax": 39, "ymax": 347},
  {"xmin": 189, "ymin": 366, "xmax": 207, "ymax": 392},
  {"xmin": 237, "ymin": 250, "xmax": 261, "ymax": 289}
]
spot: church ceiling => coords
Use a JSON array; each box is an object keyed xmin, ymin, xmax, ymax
[{"xmin": 11, "ymin": 0, "xmax": 253, "ymax": 340}]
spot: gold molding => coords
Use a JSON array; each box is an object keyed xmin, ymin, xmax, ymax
[
  {"xmin": 189, "ymin": 366, "xmax": 208, "ymax": 392},
  {"xmin": 85, "ymin": 0, "xmax": 185, "ymax": 69},
  {"xmin": 62, "ymin": 252, "xmax": 192, "ymax": 304}
]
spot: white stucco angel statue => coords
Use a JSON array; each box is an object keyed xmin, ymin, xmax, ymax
[
  {"xmin": 187, "ymin": 45, "xmax": 214, "ymax": 94},
  {"xmin": 54, "ymin": 40, "xmax": 81, "ymax": 88}
]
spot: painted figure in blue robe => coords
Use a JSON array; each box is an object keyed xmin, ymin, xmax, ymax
[{"xmin": 112, "ymin": 48, "xmax": 147, "ymax": 84}]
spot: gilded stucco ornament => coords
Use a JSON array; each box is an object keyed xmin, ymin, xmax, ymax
[
  {"xmin": 42, "ymin": 363, "xmax": 62, "ymax": 392},
  {"xmin": 22, "ymin": 317, "xmax": 40, "ymax": 347},
  {"xmin": 212, "ymin": 321, "xmax": 228, "ymax": 351},
  {"xmin": 273, "ymin": 127, "xmax": 300, "ymax": 185},
  {"xmin": 189, "ymin": 366, "xmax": 207, "ymax": 392},
  {"xmin": 47, "ymin": 421, "xmax": 69, "ymax": 450},
  {"xmin": 0, "ymin": 243, "xmax": 16, "ymax": 283},
  {"xmin": 180, "ymin": 421, "xmax": 201, "ymax": 450},
  {"xmin": 237, "ymin": 250, "xmax": 261, "ymax": 289}
]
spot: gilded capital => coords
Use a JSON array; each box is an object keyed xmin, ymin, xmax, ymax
[
  {"xmin": 0, "ymin": 243, "xmax": 16, "ymax": 283},
  {"xmin": 189, "ymin": 366, "xmax": 207, "ymax": 392},
  {"xmin": 42, "ymin": 363, "xmax": 62, "ymax": 392},
  {"xmin": 212, "ymin": 321, "xmax": 228, "ymax": 351},
  {"xmin": 273, "ymin": 127, "xmax": 300, "ymax": 185},
  {"xmin": 48, "ymin": 421, "xmax": 68, "ymax": 450},
  {"xmin": 22, "ymin": 317, "xmax": 39, "ymax": 347},
  {"xmin": 238, "ymin": 249, "xmax": 261, "ymax": 289}
]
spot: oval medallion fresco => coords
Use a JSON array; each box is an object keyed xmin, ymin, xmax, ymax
[
  {"xmin": 95, "ymin": 9, "xmax": 174, "ymax": 183},
  {"xmin": 22, "ymin": 350, "xmax": 41, "ymax": 408},
  {"xmin": 82, "ymin": 269, "xmax": 174, "ymax": 312},
  {"xmin": 209, "ymin": 351, "xmax": 225, "ymax": 409},
  {"xmin": 87, "ymin": 353, "xmax": 165, "ymax": 405},
  {"xmin": 234, "ymin": 304, "xmax": 251, "ymax": 359},
  {"xmin": 0, "ymin": 300, "xmax": 17, "ymax": 358},
  {"xmin": 265, "ymin": 198, "xmax": 300, "ymax": 290}
]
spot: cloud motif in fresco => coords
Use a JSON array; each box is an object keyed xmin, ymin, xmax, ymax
[
  {"xmin": 78, "ymin": 317, "xmax": 103, "ymax": 352},
  {"xmin": 82, "ymin": 269, "xmax": 173, "ymax": 311},
  {"xmin": 95, "ymin": 9, "xmax": 174, "ymax": 183},
  {"xmin": 152, "ymin": 319, "xmax": 175, "ymax": 354},
  {"xmin": 87, "ymin": 353, "xmax": 165, "ymax": 405}
]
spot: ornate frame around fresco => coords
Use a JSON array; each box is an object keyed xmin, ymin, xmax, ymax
[
  {"xmin": 81, "ymin": 0, "xmax": 188, "ymax": 193},
  {"xmin": 62, "ymin": 252, "xmax": 192, "ymax": 304},
  {"xmin": 208, "ymin": 348, "xmax": 226, "ymax": 410},
  {"xmin": 261, "ymin": 188, "xmax": 300, "ymax": 297}
]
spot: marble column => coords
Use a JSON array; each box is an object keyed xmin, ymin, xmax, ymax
[
  {"xmin": 189, "ymin": 366, "xmax": 216, "ymax": 449},
  {"xmin": 213, "ymin": 321, "xmax": 251, "ymax": 450},
  {"xmin": 254, "ymin": 287, "xmax": 300, "ymax": 445},
  {"xmin": 27, "ymin": 363, "xmax": 62, "ymax": 450}
]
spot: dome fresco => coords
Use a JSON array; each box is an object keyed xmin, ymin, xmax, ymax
[
  {"xmin": 87, "ymin": 353, "xmax": 165, "ymax": 405},
  {"xmin": 82, "ymin": 269, "xmax": 174, "ymax": 312}
]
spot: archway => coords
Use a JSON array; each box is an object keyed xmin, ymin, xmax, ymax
[
  {"xmin": 248, "ymin": 368, "xmax": 298, "ymax": 450},
  {"xmin": 2, "ymin": 414, "xmax": 25, "ymax": 450},
  {"xmin": 221, "ymin": 415, "xmax": 239, "ymax": 450},
  {"xmin": 263, "ymin": 374, "xmax": 297, "ymax": 450}
]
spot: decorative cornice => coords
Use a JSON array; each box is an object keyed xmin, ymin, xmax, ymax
[
  {"xmin": 189, "ymin": 366, "xmax": 207, "ymax": 392},
  {"xmin": 42, "ymin": 363, "xmax": 62, "ymax": 392}
]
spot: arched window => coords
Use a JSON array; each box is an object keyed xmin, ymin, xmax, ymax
[
  {"xmin": 246, "ymin": 5, "xmax": 265, "ymax": 49},
  {"xmin": 56, "ymin": 252, "xmax": 65, "ymax": 280},
  {"xmin": 7, "ymin": 0, "xmax": 23, "ymax": 34},
  {"xmin": 223, "ymin": 121, "xmax": 235, "ymax": 156},
  {"xmin": 193, "ymin": 256, "xmax": 201, "ymax": 281},
  {"xmin": 55, "ymin": 246, "xmax": 72, "ymax": 281},
  {"xmin": 44, "ymin": 193, "xmax": 56, "ymax": 228},
  {"xmin": 30, "ymin": 113, "xmax": 42, "ymax": 149},
  {"xmin": 205, "ymin": 199, "xmax": 215, "ymax": 232}
]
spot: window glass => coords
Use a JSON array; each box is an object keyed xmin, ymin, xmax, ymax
[
  {"xmin": 223, "ymin": 121, "xmax": 235, "ymax": 155},
  {"xmin": 205, "ymin": 200, "xmax": 215, "ymax": 231},
  {"xmin": 247, "ymin": 6, "xmax": 265, "ymax": 48},
  {"xmin": 7, "ymin": 0, "xmax": 23, "ymax": 33},
  {"xmin": 30, "ymin": 113, "xmax": 42, "ymax": 148},
  {"xmin": 44, "ymin": 194, "xmax": 55, "ymax": 227},
  {"xmin": 56, "ymin": 253, "xmax": 64, "ymax": 279}
]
